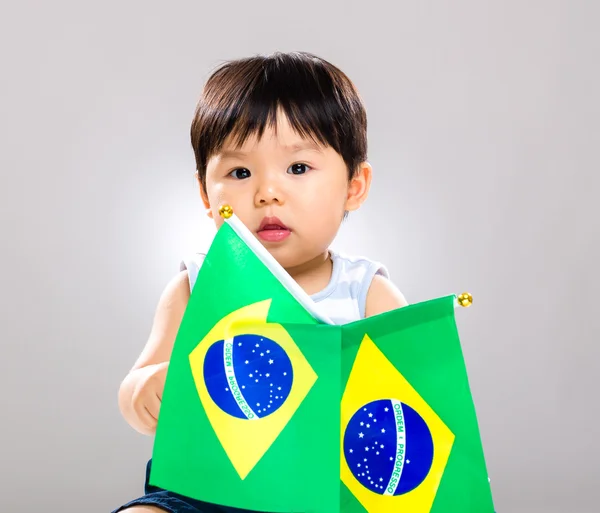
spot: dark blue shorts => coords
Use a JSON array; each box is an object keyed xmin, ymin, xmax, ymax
[{"xmin": 112, "ymin": 459, "xmax": 264, "ymax": 513}]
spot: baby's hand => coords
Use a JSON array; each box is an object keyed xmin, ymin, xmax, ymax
[{"xmin": 130, "ymin": 361, "xmax": 169, "ymax": 434}]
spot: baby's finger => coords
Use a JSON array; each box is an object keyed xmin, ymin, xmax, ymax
[
  {"xmin": 146, "ymin": 393, "xmax": 162, "ymax": 421},
  {"xmin": 133, "ymin": 396, "xmax": 158, "ymax": 430}
]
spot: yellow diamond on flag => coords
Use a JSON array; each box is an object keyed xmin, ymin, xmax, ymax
[
  {"xmin": 189, "ymin": 299, "xmax": 318, "ymax": 480},
  {"xmin": 340, "ymin": 335, "xmax": 455, "ymax": 513}
]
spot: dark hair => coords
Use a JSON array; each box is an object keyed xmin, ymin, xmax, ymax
[{"xmin": 190, "ymin": 51, "xmax": 368, "ymax": 193}]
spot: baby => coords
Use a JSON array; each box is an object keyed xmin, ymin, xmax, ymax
[{"xmin": 114, "ymin": 51, "xmax": 408, "ymax": 513}]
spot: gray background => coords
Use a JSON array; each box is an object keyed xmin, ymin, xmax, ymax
[{"xmin": 1, "ymin": 0, "xmax": 598, "ymax": 512}]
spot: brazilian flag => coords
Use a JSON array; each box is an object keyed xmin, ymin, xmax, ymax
[{"xmin": 150, "ymin": 211, "xmax": 495, "ymax": 513}]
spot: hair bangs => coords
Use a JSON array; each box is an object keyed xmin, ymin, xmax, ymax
[{"xmin": 191, "ymin": 52, "xmax": 367, "ymax": 191}]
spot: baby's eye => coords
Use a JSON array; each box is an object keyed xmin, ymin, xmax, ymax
[
  {"xmin": 287, "ymin": 163, "xmax": 311, "ymax": 175},
  {"xmin": 229, "ymin": 168, "xmax": 251, "ymax": 179}
]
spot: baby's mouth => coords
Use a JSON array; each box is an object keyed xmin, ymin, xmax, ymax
[{"xmin": 257, "ymin": 216, "xmax": 291, "ymax": 242}]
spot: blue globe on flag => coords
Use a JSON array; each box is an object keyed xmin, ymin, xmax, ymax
[
  {"xmin": 343, "ymin": 399, "xmax": 434, "ymax": 495},
  {"xmin": 203, "ymin": 334, "xmax": 294, "ymax": 419}
]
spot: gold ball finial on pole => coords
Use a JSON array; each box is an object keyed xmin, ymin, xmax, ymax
[
  {"xmin": 457, "ymin": 292, "xmax": 473, "ymax": 307},
  {"xmin": 219, "ymin": 204, "xmax": 233, "ymax": 219}
]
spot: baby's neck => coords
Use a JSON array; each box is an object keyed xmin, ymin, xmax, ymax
[{"xmin": 284, "ymin": 251, "xmax": 333, "ymax": 296}]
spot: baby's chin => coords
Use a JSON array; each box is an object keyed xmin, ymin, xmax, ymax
[
  {"xmin": 263, "ymin": 244, "xmax": 328, "ymax": 274},
  {"xmin": 262, "ymin": 246, "xmax": 300, "ymax": 270}
]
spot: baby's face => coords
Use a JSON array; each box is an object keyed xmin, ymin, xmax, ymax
[{"xmin": 202, "ymin": 115, "xmax": 359, "ymax": 270}]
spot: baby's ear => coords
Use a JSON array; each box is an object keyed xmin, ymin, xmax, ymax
[
  {"xmin": 345, "ymin": 161, "xmax": 372, "ymax": 212},
  {"xmin": 196, "ymin": 172, "xmax": 213, "ymax": 219}
]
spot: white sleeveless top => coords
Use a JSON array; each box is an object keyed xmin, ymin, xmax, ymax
[{"xmin": 180, "ymin": 250, "xmax": 389, "ymax": 325}]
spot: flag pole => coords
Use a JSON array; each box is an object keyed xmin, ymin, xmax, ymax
[
  {"xmin": 217, "ymin": 204, "xmax": 335, "ymax": 325},
  {"xmin": 217, "ymin": 205, "xmax": 473, "ymax": 312},
  {"xmin": 455, "ymin": 292, "xmax": 473, "ymax": 308}
]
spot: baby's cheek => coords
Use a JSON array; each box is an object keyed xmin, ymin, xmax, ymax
[
  {"xmin": 311, "ymin": 210, "xmax": 342, "ymax": 237},
  {"xmin": 211, "ymin": 187, "xmax": 227, "ymax": 205},
  {"xmin": 209, "ymin": 190, "xmax": 232, "ymax": 213}
]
